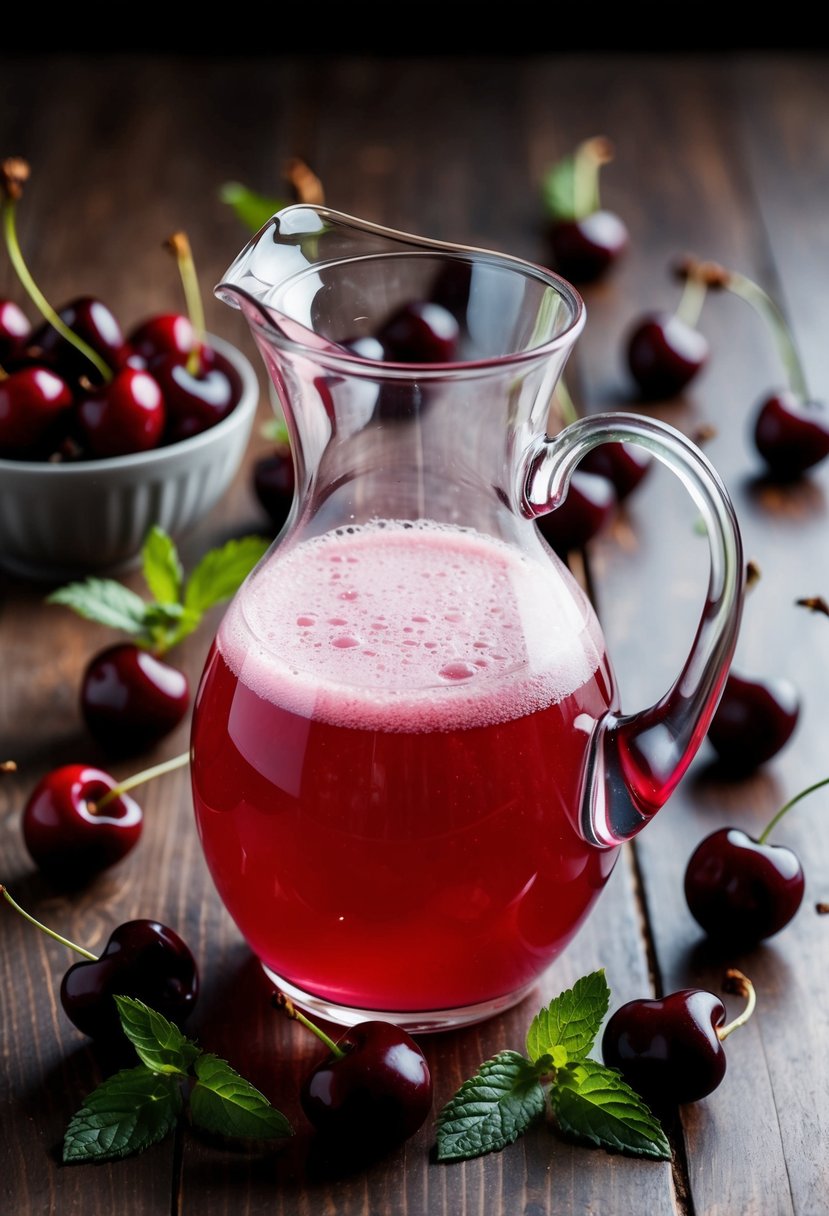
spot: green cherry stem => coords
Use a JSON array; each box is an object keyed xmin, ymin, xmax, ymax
[
  {"xmin": 571, "ymin": 135, "xmax": 614, "ymax": 219},
  {"xmin": 272, "ymin": 990, "xmax": 345, "ymax": 1059},
  {"xmin": 720, "ymin": 268, "xmax": 809, "ymax": 401},
  {"xmin": 672, "ymin": 255, "xmax": 711, "ymax": 329},
  {"xmin": 92, "ymin": 751, "xmax": 190, "ymax": 813},
  {"xmin": 717, "ymin": 969, "xmax": 756, "ymax": 1041},
  {"xmin": 758, "ymin": 775, "xmax": 829, "ymax": 846},
  {"xmin": 0, "ymin": 158, "xmax": 112, "ymax": 383},
  {"xmin": 166, "ymin": 231, "xmax": 206, "ymax": 378},
  {"xmin": 0, "ymin": 885, "xmax": 97, "ymax": 961}
]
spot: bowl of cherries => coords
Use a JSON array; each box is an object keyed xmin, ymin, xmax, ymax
[{"xmin": 0, "ymin": 159, "xmax": 259, "ymax": 582}]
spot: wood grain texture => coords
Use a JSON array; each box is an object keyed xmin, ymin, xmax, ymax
[{"xmin": 1, "ymin": 50, "xmax": 827, "ymax": 1216}]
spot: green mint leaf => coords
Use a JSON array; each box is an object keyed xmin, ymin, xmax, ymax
[
  {"xmin": 183, "ymin": 535, "xmax": 270, "ymax": 617},
  {"xmin": 526, "ymin": 969, "xmax": 610, "ymax": 1065},
  {"xmin": 219, "ymin": 181, "xmax": 288, "ymax": 233},
  {"xmin": 189, "ymin": 1053, "xmax": 293, "ymax": 1140},
  {"xmin": 435, "ymin": 1050, "xmax": 545, "ymax": 1162},
  {"xmin": 63, "ymin": 1066, "xmax": 183, "ymax": 1163},
  {"xmin": 113, "ymin": 996, "xmax": 201, "ymax": 1075},
  {"xmin": 142, "ymin": 526, "xmax": 183, "ymax": 606},
  {"xmin": 46, "ymin": 578, "xmax": 148, "ymax": 635},
  {"xmin": 261, "ymin": 416, "xmax": 290, "ymax": 444},
  {"xmin": 541, "ymin": 154, "xmax": 578, "ymax": 220},
  {"xmin": 551, "ymin": 1059, "xmax": 671, "ymax": 1161}
]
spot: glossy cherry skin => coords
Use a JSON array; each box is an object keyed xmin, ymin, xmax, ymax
[
  {"xmin": 127, "ymin": 313, "xmax": 197, "ymax": 364},
  {"xmin": 300, "ymin": 1020, "xmax": 433, "ymax": 1150},
  {"xmin": 602, "ymin": 989, "xmax": 727, "ymax": 1108},
  {"xmin": 753, "ymin": 390, "xmax": 829, "ymax": 479},
  {"xmin": 684, "ymin": 827, "xmax": 805, "ymax": 945},
  {"xmin": 548, "ymin": 210, "xmax": 629, "ymax": 285},
  {"xmin": 80, "ymin": 642, "xmax": 190, "ymax": 757},
  {"xmin": 376, "ymin": 301, "xmax": 460, "ymax": 363},
  {"xmin": 149, "ymin": 349, "xmax": 241, "ymax": 443},
  {"xmin": 0, "ymin": 298, "xmax": 31, "ymax": 361},
  {"xmin": 22, "ymin": 763, "xmax": 142, "ymax": 885},
  {"xmin": 707, "ymin": 671, "xmax": 800, "ymax": 774},
  {"xmin": 535, "ymin": 469, "xmax": 617, "ymax": 556},
  {"xmin": 0, "ymin": 365, "xmax": 74, "ymax": 458},
  {"xmin": 579, "ymin": 441, "xmax": 652, "ymax": 500},
  {"xmin": 626, "ymin": 312, "xmax": 709, "ymax": 400},
  {"xmin": 28, "ymin": 296, "xmax": 128, "ymax": 385},
  {"xmin": 60, "ymin": 919, "xmax": 199, "ymax": 1041},
  {"xmin": 76, "ymin": 366, "xmax": 166, "ymax": 457},
  {"xmin": 253, "ymin": 447, "xmax": 295, "ymax": 530}
]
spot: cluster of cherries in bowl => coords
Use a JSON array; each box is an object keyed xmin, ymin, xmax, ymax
[{"xmin": 0, "ymin": 160, "xmax": 243, "ymax": 462}]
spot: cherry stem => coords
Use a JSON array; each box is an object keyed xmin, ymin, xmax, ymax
[
  {"xmin": 92, "ymin": 751, "xmax": 190, "ymax": 812},
  {"xmin": 572, "ymin": 136, "xmax": 613, "ymax": 218},
  {"xmin": 721, "ymin": 270, "xmax": 809, "ymax": 400},
  {"xmin": 1, "ymin": 760, "xmax": 17, "ymax": 773},
  {"xmin": 166, "ymin": 232, "xmax": 205, "ymax": 377},
  {"xmin": 271, "ymin": 990, "xmax": 345, "ymax": 1059},
  {"xmin": 758, "ymin": 775, "xmax": 829, "ymax": 845},
  {"xmin": 0, "ymin": 885, "xmax": 97, "ymax": 961},
  {"xmin": 284, "ymin": 157, "xmax": 325, "ymax": 206},
  {"xmin": 717, "ymin": 969, "xmax": 756, "ymax": 1041},
  {"xmin": 0, "ymin": 165, "xmax": 111, "ymax": 384},
  {"xmin": 674, "ymin": 271, "xmax": 708, "ymax": 329}
]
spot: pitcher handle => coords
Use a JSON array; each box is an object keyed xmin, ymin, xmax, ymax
[{"xmin": 523, "ymin": 412, "xmax": 745, "ymax": 848}]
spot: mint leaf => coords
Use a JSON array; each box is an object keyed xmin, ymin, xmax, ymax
[
  {"xmin": 113, "ymin": 996, "xmax": 201, "ymax": 1075},
  {"xmin": 63, "ymin": 1066, "xmax": 183, "ymax": 1163},
  {"xmin": 183, "ymin": 535, "xmax": 269, "ymax": 615},
  {"xmin": 526, "ymin": 969, "xmax": 610, "ymax": 1066},
  {"xmin": 551, "ymin": 1059, "xmax": 671, "ymax": 1161},
  {"xmin": 435, "ymin": 1050, "xmax": 545, "ymax": 1162},
  {"xmin": 142, "ymin": 526, "xmax": 183, "ymax": 606},
  {"xmin": 219, "ymin": 181, "xmax": 288, "ymax": 233},
  {"xmin": 189, "ymin": 1053, "xmax": 293, "ymax": 1140},
  {"xmin": 46, "ymin": 578, "xmax": 148, "ymax": 635}
]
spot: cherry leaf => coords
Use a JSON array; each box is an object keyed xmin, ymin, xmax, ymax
[
  {"xmin": 551, "ymin": 1059, "xmax": 671, "ymax": 1160},
  {"xmin": 189, "ymin": 1053, "xmax": 293, "ymax": 1140},
  {"xmin": 435, "ymin": 1050, "xmax": 545, "ymax": 1162},
  {"xmin": 63, "ymin": 1066, "xmax": 182, "ymax": 1163},
  {"xmin": 525, "ymin": 969, "xmax": 610, "ymax": 1065}
]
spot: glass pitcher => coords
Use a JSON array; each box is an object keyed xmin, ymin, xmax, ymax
[{"xmin": 190, "ymin": 206, "xmax": 744, "ymax": 1032}]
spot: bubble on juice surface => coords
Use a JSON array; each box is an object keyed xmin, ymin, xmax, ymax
[{"xmin": 223, "ymin": 518, "xmax": 606, "ymax": 731}]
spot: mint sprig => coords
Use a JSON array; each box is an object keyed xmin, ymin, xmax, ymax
[
  {"xmin": 47, "ymin": 526, "xmax": 269, "ymax": 655},
  {"xmin": 63, "ymin": 996, "xmax": 292, "ymax": 1164},
  {"xmin": 219, "ymin": 182, "xmax": 289, "ymax": 234},
  {"xmin": 435, "ymin": 970, "xmax": 671, "ymax": 1164}
]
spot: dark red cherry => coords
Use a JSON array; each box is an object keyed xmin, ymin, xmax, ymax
[
  {"xmin": 548, "ymin": 210, "xmax": 629, "ymax": 285},
  {"xmin": 684, "ymin": 827, "xmax": 805, "ymax": 945},
  {"xmin": 300, "ymin": 1019, "xmax": 433, "ymax": 1150},
  {"xmin": 626, "ymin": 312, "xmax": 709, "ymax": 400},
  {"xmin": 602, "ymin": 988, "xmax": 728, "ymax": 1108},
  {"xmin": 29, "ymin": 296, "xmax": 128, "ymax": 385},
  {"xmin": 0, "ymin": 298, "xmax": 31, "ymax": 361},
  {"xmin": 80, "ymin": 642, "xmax": 190, "ymax": 757},
  {"xmin": 22, "ymin": 763, "xmax": 142, "ymax": 885},
  {"xmin": 76, "ymin": 366, "xmax": 166, "ymax": 457},
  {"xmin": 707, "ymin": 671, "xmax": 800, "ymax": 774},
  {"xmin": 60, "ymin": 918, "xmax": 199, "ymax": 1041},
  {"xmin": 149, "ymin": 349, "xmax": 241, "ymax": 442},
  {"xmin": 127, "ymin": 313, "xmax": 197, "ymax": 364},
  {"xmin": 535, "ymin": 469, "xmax": 617, "ymax": 555},
  {"xmin": 753, "ymin": 390, "xmax": 829, "ymax": 479},
  {"xmin": 579, "ymin": 441, "xmax": 652, "ymax": 500},
  {"xmin": 0, "ymin": 365, "xmax": 74, "ymax": 458},
  {"xmin": 253, "ymin": 448, "xmax": 295, "ymax": 530},
  {"xmin": 376, "ymin": 300, "xmax": 459, "ymax": 363}
]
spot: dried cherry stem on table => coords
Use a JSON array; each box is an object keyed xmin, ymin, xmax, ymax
[
  {"xmin": 90, "ymin": 751, "xmax": 190, "ymax": 813},
  {"xmin": 0, "ymin": 886, "xmax": 97, "ymax": 960},
  {"xmin": 0, "ymin": 157, "xmax": 111, "ymax": 382},
  {"xmin": 718, "ymin": 969, "xmax": 757, "ymax": 1041}
]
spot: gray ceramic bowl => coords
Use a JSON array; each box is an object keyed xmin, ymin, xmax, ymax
[{"xmin": 0, "ymin": 333, "xmax": 259, "ymax": 582}]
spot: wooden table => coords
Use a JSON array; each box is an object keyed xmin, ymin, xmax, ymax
[{"xmin": 2, "ymin": 49, "xmax": 829, "ymax": 1216}]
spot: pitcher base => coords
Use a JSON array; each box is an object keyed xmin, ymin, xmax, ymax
[{"xmin": 260, "ymin": 965, "xmax": 539, "ymax": 1034}]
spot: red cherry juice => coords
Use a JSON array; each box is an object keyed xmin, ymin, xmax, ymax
[{"xmin": 191, "ymin": 520, "xmax": 619, "ymax": 1016}]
